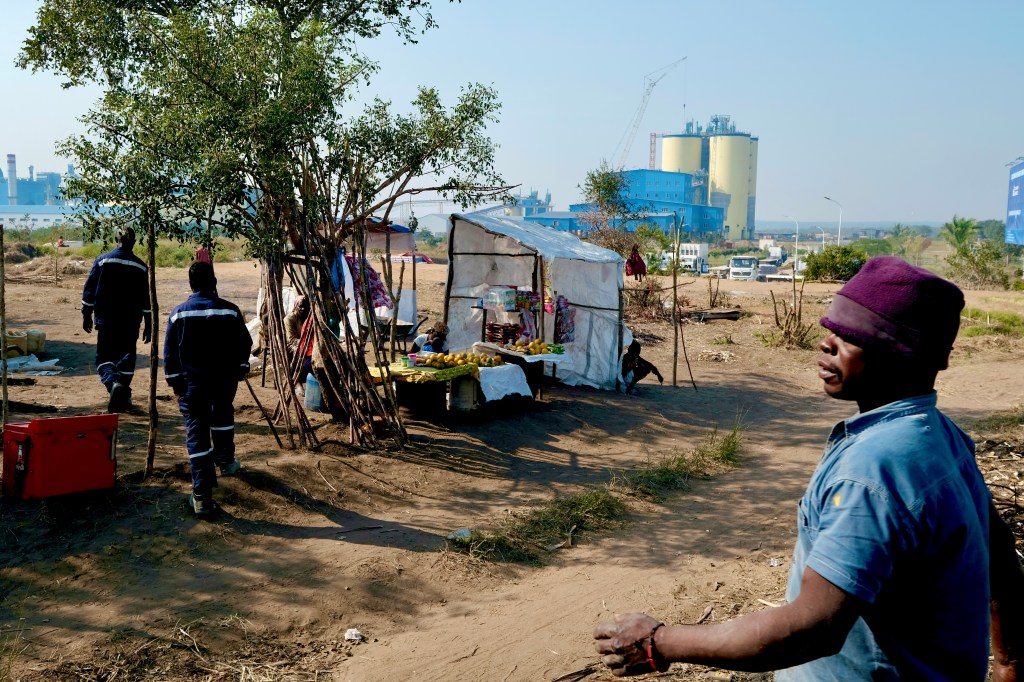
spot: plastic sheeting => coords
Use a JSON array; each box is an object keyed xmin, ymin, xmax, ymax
[
  {"xmin": 445, "ymin": 213, "xmax": 624, "ymax": 390},
  {"xmin": 477, "ymin": 363, "xmax": 532, "ymax": 402},
  {"xmin": 366, "ymin": 225, "xmax": 417, "ymax": 326}
]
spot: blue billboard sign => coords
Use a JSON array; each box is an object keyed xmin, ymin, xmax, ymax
[{"xmin": 1006, "ymin": 161, "xmax": 1024, "ymax": 245}]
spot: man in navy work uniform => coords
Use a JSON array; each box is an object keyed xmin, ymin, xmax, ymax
[
  {"xmin": 594, "ymin": 257, "xmax": 1023, "ymax": 681},
  {"xmin": 81, "ymin": 227, "xmax": 152, "ymax": 412},
  {"xmin": 164, "ymin": 261, "xmax": 252, "ymax": 518}
]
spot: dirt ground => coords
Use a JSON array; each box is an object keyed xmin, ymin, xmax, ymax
[{"xmin": 1, "ymin": 258, "xmax": 1022, "ymax": 681}]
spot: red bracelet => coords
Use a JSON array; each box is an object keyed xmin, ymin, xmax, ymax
[{"xmin": 645, "ymin": 623, "xmax": 665, "ymax": 672}]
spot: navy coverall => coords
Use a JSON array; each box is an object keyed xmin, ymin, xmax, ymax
[
  {"xmin": 164, "ymin": 291, "xmax": 252, "ymax": 498},
  {"xmin": 81, "ymin": 246, "xmax": 151, "ymax": 391}
]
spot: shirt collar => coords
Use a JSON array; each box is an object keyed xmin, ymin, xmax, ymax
[{"xmin": 828, "ymin": 392, "xmax": 938, "ymax": 444}]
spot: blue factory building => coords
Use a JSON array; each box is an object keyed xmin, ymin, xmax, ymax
[
  {"xmin": 0, "ymin": 154, "xmax": 71, "ymax": 207},
  {"xmin": 524, "ymin": 169, "xmax": 724, "ymax": 239}
]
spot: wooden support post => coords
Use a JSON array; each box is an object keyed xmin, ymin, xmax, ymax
[
  {"xmin": 672, "ymin": 211, "xmax": 680, "ymax": 388},
  {"xmin": 146, "ymin": 218, "xmax": 160, "ymax": 477},
  {"xmin": 0, "ymin": 222, "xmax": 8, "ymax": 429}
]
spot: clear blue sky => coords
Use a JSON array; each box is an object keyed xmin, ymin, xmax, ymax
[{"xmin": 4, "ymin": 0, "xmax": 1023, "ymax": 225}]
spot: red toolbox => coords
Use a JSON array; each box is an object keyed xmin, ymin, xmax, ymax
[{"xmin": 2, "ymin": 414, "xmax": 118, "ymax": 500}]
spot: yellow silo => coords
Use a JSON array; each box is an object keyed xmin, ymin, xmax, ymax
[
  {"xmin": 708, "ymin": 134, "xmax": 753, "ymax": 241},
  {"xmin": 661, "ymin": 135, "xmax": 702, "ymax": 175},
  {"xmin": 747, "ymin": 138, "xmax": 759, "ymax": 236}
]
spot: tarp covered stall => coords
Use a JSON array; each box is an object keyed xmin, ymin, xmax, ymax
[
  {"xmin": 444, "ymin": 213, "xmax": 625, "ymax": 390},
  {"xmin": 364, "ymin": 219, "xmax": 417, "ymax": 325}
]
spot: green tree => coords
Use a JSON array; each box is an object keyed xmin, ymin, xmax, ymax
[
  {"xmin": 887, "ymin": 223, "xmax": 910, "ymax": 257},
  {"xmin": 977, "ymin": 219, "xmax": 1006, "ymax": 243},
  {"xmin": 803, "ymin": 245, "xmax": 868, "ymax": 281},
  {"xmin": 857, "ymin": 238, "xmax": 893, "ymax": 257},
  {"xmin": 945, "ymin": 241, "xmax": 1010, "ymax": 290},
  {"xmin": 902, "ymin": 235, "xmax": 932, "ymax": 266},
  {"xmin": 940, "ymin": 215, "xmax": 977, "ymax": 249},
  {"xmin": 21, "ymin": 0, "xmax": 509, "ymax": 448},
  {"xmin": 578, "ymin": 161, "xmax": 633, "ymax": 232}
]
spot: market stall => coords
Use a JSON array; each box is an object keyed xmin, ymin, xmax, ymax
[{"xmin": 443, "ymin": 213, "xmax": 625, "ymax": 390}]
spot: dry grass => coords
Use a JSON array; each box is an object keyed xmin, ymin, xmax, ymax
[
  {"xmin": 615, "ymin": 421, "xmax": 744, "ymax": 502},
  {"xmin": 448, "ymin": 489, "xmax": 626, "ymax": 564},
  {"xmin": 15, "ymin": 618, "xmax": 348, "ymax": 681}
]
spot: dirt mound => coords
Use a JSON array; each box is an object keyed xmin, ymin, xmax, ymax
[
  {"xmin": 4, "ymin": 242, "xmax": 41, "ymax": 264},
  {"xmin": 5, "ymin": 255, "xmax": 90, "ymax": 280}
]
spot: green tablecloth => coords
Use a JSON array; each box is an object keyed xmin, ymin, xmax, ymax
[{"xmin": 370, "ymin": 362, "xmax": 480, "ymax": 384}]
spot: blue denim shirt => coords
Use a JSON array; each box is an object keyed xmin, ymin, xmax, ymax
[{"xmin": 776, "ymin": 393, "xmax": 990, "ymax": 681}]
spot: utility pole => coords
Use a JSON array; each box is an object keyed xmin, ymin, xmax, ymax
[{"xmin": 672, "ymin": 212, "xmax": 680, "ymax": 387}]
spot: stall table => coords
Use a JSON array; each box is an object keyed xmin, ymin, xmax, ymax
[
  {"xmin": 369, "ymin": 363, "xmax": 476, "ymax": 415},
  {"xmin": 471, "ymin": 342, "xmax": 571, "ymax": 399},
  {"xmin": 368, "ymin": 361, "xmax": 532, "ymax": 412}
]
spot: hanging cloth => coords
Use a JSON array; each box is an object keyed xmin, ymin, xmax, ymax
[{"xmin": 344, "ymin": 253, "xmax": 393, "ymax": 310}]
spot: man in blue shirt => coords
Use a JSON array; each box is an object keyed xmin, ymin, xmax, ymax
[
  {"xmin": 81, "ymin": 227, "xmax": 152, "ymax": 412},
  {"xmin": 594, "ymin": 257, "xmax": 1023, "ymax": 680},
  {"xmin": 165, "ymin": 261, "xmax": 252, "ymax": 518}
]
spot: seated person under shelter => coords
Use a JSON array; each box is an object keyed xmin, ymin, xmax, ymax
[
  {"xmin": 411, "ymin": 321, "xmax": 449, "ymax": 354},
  {"xmin": 417, "ymin": 330, "xmax": 447, "ymax": 354},
  {"xmin": 284, "ymin": 296, "xmax": 313, "ymax": 396},
  {"xmin": 621, "ymin": 340, "xmax": 663, "ymax": 394}
]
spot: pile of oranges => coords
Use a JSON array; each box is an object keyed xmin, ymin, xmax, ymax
[{"xmin": 421, "ymin": 352, "xmax": 504, "ymax": 369}]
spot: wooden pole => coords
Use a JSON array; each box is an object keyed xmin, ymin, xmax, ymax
[
  {"xmin": 244, "ymin": 377, "xmax": 283, "ymax": 448},
  {"xmin": 0, "ymin": 222, "xmax": 8, "ymax": 429},
  {"xmin": 145, "ymin": 219, "xmax": 159, "ymax": 477},
  {"xmin": 616, "ymin": 285, "xmax": 624, "ymax": 392},
  {"xmin": 672, "ymin": 212, "xmax": 680, "ymax": 387}
]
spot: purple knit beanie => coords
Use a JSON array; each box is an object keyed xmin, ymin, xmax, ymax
[{"xmin": 820, "ymin": 256, "xmax": 964, "ymax": 369}]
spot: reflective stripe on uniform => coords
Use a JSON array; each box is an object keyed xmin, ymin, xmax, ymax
[
  {"xmin": 97, "ymin": 362, "xmax": 114, "ymax": 369},
  {"xmin": 189, "ymin": 448, "xmax": 214, "ymax": 459},
  {"xmin": 210, "ymin": 425, "xmax": 234, "ymax": 431},
  {"xmin": 169, "ymin": 309, "xmax": 240, "ymax": 323},
  {"xmin": 99, "ymin": 257, "xmax": 147, "ymax": 273},
  {"xmin": 165, "ymin": 372, "xmax": 182, "ymax": 379}
]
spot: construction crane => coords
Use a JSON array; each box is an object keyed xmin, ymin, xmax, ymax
[{"xmin": 613, "ymin": 56, "xmax": 687, "ymax": 170}]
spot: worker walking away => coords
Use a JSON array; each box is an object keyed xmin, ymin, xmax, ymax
[
  {"xmin": 164, "ymin": 261, "xmax": 253, "ymax": 518},
  {"xmin": 81, "ymin": 227, "xmax": 152, "ymax": 413}
]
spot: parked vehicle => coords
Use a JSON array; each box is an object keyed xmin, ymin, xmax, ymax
[
  {"xmin": 678, "ymin": 243, "xmax": 709, "ymax": 274},
  {"xmin": 727, "ymin": 256, "xmax": 759, "ymax": 281},
  {"xmin": 660, "ymin": 243, "xmax": 709, "ymax": 274},
  {"xmin": 756, "ymin": 262, "xmax": 779, "ymax": 281}
]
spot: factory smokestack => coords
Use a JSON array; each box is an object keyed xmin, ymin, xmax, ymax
[{"xmin": 6, "ymin": 154, "xmax": 17, "ymax": 205}]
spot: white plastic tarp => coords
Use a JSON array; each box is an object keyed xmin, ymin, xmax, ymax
[
  {"xmin": 445, "ymin": 213, "xmax": 624, "ymax": 390},
  {"xmin": 248, "ymin": 286, "xmax": 299, "ymax": 350},
  {"xmin": 366, "ymin": 229, "xmax": 417, "ymax": 325}
]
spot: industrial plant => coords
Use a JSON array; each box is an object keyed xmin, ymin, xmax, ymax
[
  {"xmin": 0, "ymin": 154, "xmax": 71, "ymax": 207},
  {"xmin": 522, "ymin": 114, "xmax": 758, "ymax": 243},
  {"xmin": 657, "ymin": 115, "xmax": 758, "ymax": 241},
  {"xmin": 0, "ymin": 154, "xmax": 78, "ymax": 229}
]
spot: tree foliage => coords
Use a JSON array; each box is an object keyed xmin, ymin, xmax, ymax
[
  {"xmin": 977, "ymin": 219, "xmax": 1006, "ymax": 243},
  {"xmin": 940, "ymin": 215, "xmax": 977, "ymax": 249},
  {"xmin": 945, "ymin": 242, "xmax": 1010, "ymax": 290},
  {"xmin": 578, "ymin": 161, "xmax": 634, "ymax": 232},
  {"xmin": 803, "ymin": 245, "xmax": 868, "ymax": 281},
  {"xmin": 23, "ymin": 2, "xmax": 509, "ymax": 255},
  {"xmin": 856, "ymin": 239, "xmax": 893, "ymax": 257}
]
